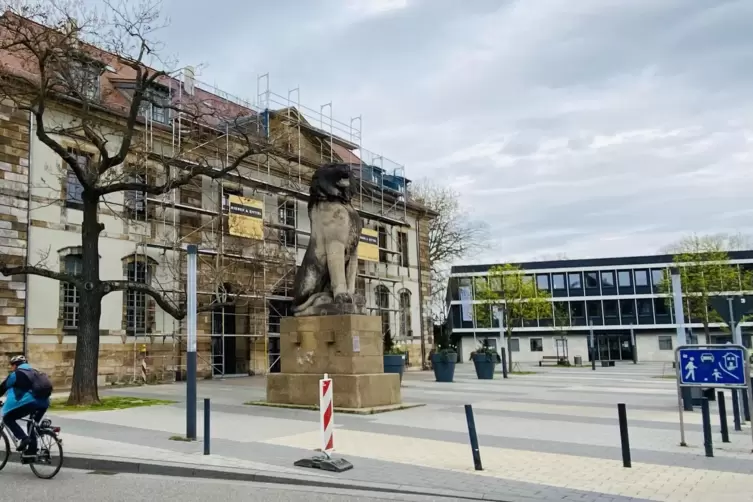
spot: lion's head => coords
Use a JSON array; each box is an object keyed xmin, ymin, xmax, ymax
[{"xmin": 308, "ymin": 163, "xmax": 356, "ymax": 208}]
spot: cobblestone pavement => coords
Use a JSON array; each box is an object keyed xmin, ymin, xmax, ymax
[{"xmin": 39, "ymin": 363, "xmax": 753, "ymax": 501}]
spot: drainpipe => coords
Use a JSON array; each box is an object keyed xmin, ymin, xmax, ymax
[
  {"xmin": 415, "ymin": 213, "xmax": 427, "ymax": 369},
  {"xmin": 23, "ymin": 112, "xmax": 33, "ymax": 356}
]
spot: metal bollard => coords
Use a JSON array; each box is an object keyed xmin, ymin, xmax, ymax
[
  {"xmin": 718, "ymin": 391, "xmax": 730, "ymax": 444},
  {"xmin": 617, "ymin": 403, "xmax": 631, "ymax": 468},
  {"xmin": 203, "ymin": 398, "xmax": 210, "ymax": 455},
  {"xmin": 701, "ymin": 398, "xmax": 713, "ymax": 458},
  {"xmin": 464, "ymin": 405, "xmax": 483, "ymax": 471},
  {"xmin": 732, "ymin": 389, "xmax": 742, "ymax": 431}
]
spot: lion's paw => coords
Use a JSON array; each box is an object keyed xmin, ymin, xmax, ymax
[{"xmin": 334, "ymin": 293, "xmax": 353, "ymax": 304}]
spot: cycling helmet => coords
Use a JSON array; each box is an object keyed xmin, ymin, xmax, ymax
[{"xmin": 10, "ymin": 354, "xmax": 27, "ymax": 365}]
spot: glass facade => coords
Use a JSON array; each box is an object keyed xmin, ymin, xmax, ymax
[{"xmin": 448, "ymin": 260, "xmax": 753, "ymax": 330}]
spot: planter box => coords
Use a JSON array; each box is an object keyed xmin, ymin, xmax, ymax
[
  {"xmin": 383, "ymin": 354, "xmax": 405, "ymax": 383},
  {"xmin": 431, "ymin": 353, "xmax": 456, "ymax": 383},
  {"xmin": 472, "ymin": 353, "xmax": 496, "ymax": 379}
]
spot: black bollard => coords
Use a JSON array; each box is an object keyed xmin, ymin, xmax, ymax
[
  {"xmin": 617, "ymin": 403, "xmax": 631, "ymax": 468},
  {"xmin": 717, "ymin": 391, "xmax": 730, "ymax": 443},
  {"xmin": 742, "ymin": 388, "xmax": 751, "ymax": 422},
  {"xmin": 701, "ymin": 398, "xmax": 713, "ymax": 458},
  {"xmin": 732, "ymin": 389, "xmax": 742, "ymax": 431},
  {"xmin": 464, "ymin": 404, "xmax": 483, "ymax": 471},
  {"xmin": 203, "ymin": 398, "xmax": 210, "ymax": 455},
  {"xmin": 501, "ymin": 348, "xmax": 508, "ymax": 379},
  {"xmin": 682, "ymin": 388, "xmax": 694, "ymax": 412}
]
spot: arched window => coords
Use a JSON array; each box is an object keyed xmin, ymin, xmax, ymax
[
  {"xmin": 375, "ymin": 285, "xmax": 391, "ymax": 339},
  {"xmin": 399, "ymin": 289, "xmax": 412, "ymax": 339}
]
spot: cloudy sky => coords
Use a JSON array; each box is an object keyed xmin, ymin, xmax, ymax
[{"xmin": 132, "ymin": 0, "xmax": 753, "ymax": 262}]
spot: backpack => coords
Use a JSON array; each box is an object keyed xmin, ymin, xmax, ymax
[{"xmin": 17, "ymin": 368, "xmax": 53, "ymax": 400}]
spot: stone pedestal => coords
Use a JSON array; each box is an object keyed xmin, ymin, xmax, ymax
[{"xmin": 266, "ymin": 315, "xmax": 402, "ymax": 409}]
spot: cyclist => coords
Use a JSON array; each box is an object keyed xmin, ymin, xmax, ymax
[{"xmin": 0, "ymin": 355, "xmax": 51, "ymax": 460}]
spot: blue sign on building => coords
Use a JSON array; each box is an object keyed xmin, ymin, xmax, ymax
[{"xmin": 678, "ymin": 346, "xmax": 748, "ymax": 387}]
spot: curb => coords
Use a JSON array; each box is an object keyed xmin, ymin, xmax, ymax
[{"xmin": 8, "ymin": 453, "xmax": 510, "ymax": 501}]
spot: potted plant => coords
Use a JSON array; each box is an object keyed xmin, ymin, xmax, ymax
[
  {"xmin": 431, "ymin": 347, "xmax": 457, "ymax": 382},
  {"xmin": 383, "ymin": 331, "xmax": 405, "ymax": 382},
  {"xmin": 470, "ymin": 338, "xmax": 498, "ymax": 380}
]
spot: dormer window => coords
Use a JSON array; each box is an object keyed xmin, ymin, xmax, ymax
[
  {"xmin": 53, "ymin": 57, "xmax": 102, "ymax": 101},
  {"xmin": 139, "ymin": 85, "xmax": 170, "ymax": 125},
  {"xmin": 116, "ymin": 81, "xmax": 171, "ymax": 125}
]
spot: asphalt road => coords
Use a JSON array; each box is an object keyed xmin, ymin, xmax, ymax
[{"xmin": 0, "ymin": 464, "xmax": 446, "ymax": 502}]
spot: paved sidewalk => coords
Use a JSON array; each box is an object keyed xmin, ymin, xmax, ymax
[{"xmin": 39, "ymin": 363, "xmax": 753, "ymax": 501}]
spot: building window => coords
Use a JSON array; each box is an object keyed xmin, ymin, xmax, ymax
[
  {"xmin": 587, "ymin": 300, "xmax": 601, "ymax": 318},
  {"xmin": 570, "ymin": 301, "xmax": 585, "ymax": 318},
  {"xmin": 603, "ymin": 300, "xmax": 618, "ymax": 318},
  {"xmin": 523, "ymin": 275, "xmax": 533, "ymax": 286},
  {"xmin": 654, "ymin": 298, "xmax": 670, "ymax": 318},
  {"xmin": 509, "ymin": 338, "xmax": 520, "ymax": 352},
  {"xmin": 489, "ymin": 276, "xmax": 502, "ymax": 291},
  {"xmin": 125, "ymin": 261, "xmax": 149, "ymax": 333},
  {"xmin": 61, "ymin": 255, "xmax": 83, "ymax": 330},
  {"xmin": 221, "ymin": 187, "xmax": 242, "ymax": 214},
  {"xmin": 658, "ymin": 335, "xmax": 673, "ymax": 351},
  {"xmin": 399, "ymin": 289, "xmax": 412, "ymax": 338},
  {"xmin": 65, "ymin": 149, "xmax": 90, "ymax": 209},
  {"xmin": 601, "ymin": 271, "xmax": 615, "ymax": 288},
  {"xmin": 140, "ymin": 86, "xmax": 171, "ymax": 125},
  {"xmin": 375, "ymin": 285, "xmax": 390, "ymax": 339},
  {"xmin": 278, "ymin": 199, "xmax": 296, "ymax": 247},
  {"xmin": 585, "ymin": 272, "xmax": 599, "ymax": 289},
  {"xmin": 378, "ymin": 226, "xmax": 388, "ymax": 263},
  {"xmin": 552, "ymin": 274, "xmax": 565, "ymax": 290},
  {"xmin": 651, "ymin": 269, "xmax": 665, "ymax": 288},
  {"xmin": 635, "ymin": 269, "xmax": 649, "ymax": 287},
  {"xmin": 620, "ymin": 299, "xmax": 636, "ymax": 317},
  {"xmin": 124, "ymin": 173, "xmax": 146, "ymax": 219},
  {"xmin": 618, "ymin": 270, "xmax": 632, "ymax": 287},
  {"xmin": 67, "ymin": 59, "xmax": 101, "ymax": 100},
  {"xmin": 568, "ymin": 272, "xmax": 582, "ymax": 289},
  {"xmin": 536, "ymin": 274, "xmax": 550, "ymax": 291},
  {"xmin": 397, "ymin": 232, "xmax": 409, "ymax": 267},
  {"xmin": 530, "ymin": 338, "xmax": 543, "ymax": 352},
  {"xmin": 637, "ymin": 299, "xmax": 652, "ymax": 316}
]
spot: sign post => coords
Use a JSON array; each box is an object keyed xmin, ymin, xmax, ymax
[
  {"xmin": 496, "ymin": 307, "xmax": 508, "ymax": 378},
  {"xmin": 589, "ymin": 321, "xmax": 596, "ymax": 371},
  {"xmin": 675, "ymin": 344, "xmax": 753, "ymax": 451},
  {"xmin": 186, "ymin": 244, "xmax": 198, "ymax": 440}
]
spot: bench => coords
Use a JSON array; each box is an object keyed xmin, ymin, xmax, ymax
[{"xmin": 539, "ymin": 356, "xmax": 569, "ymax": 367}]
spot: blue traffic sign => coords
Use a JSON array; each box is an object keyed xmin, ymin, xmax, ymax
[{"xmin": 677, "ymin": 346, "xmax": 748, "ymax": 388}]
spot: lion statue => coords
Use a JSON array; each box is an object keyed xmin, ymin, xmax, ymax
[{"xmin": 292, "ymin": 163, "xmax": 364, "ymax": 317}]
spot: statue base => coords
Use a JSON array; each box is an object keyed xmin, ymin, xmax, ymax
[{"xmin": 265, "ymin": 314, "xmax": 402, "ymax": 409}]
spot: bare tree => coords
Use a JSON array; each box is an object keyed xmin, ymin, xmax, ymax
[
  {"xmin": 0, "ymin": 1, "xmax": 272, "ymax": 404},
  {"xmin": 410, "ymin": 180, "xmax": 488, "ymax": 322}
]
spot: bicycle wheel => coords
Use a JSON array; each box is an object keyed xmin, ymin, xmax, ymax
[
  {"xmin": 28, "ymin": 430, "xmax": 63, "ymax": 480},
  {"xmin": 0, "ymin": 429, "xmax": 9, "ymax": 471}
]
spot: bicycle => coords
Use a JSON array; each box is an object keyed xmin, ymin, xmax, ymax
[{"xmin": 0, "ymin": 400, "xmax": 64, "ymax": 479}]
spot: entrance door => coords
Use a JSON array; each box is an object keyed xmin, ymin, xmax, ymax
[
  {"xmin": 594, "ymin": 333, "xmax": 635, "ymax": 361},
  {"xmin": 211, "ymin": 304, "xmax": 237, "ymax": 375}
]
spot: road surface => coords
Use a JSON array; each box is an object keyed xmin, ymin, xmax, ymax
[{"xmin": 1, "ymin": 464, "xmax": 444, "ymax": 502}]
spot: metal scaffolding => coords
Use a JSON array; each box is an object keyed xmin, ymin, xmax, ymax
[{"xmin": 122, "ymin": 69, "xmax": 417, "ymax": 379}]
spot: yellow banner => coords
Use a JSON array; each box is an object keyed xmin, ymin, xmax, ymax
[
  {"xmin": 357, "ymin": 228, "xmax": 379, "ymax": 262},
  {"xmin": 228, "ymin": 195, "xmax": 263, "ymax": 239}
]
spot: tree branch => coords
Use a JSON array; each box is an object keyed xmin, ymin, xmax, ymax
[
  {"xmin": 103, "ymin": 280, "xmax": 236, "ymax": 320},
  {"xmin": 0, "ymin": 262, "xmax": 82, "ymax": 287}
]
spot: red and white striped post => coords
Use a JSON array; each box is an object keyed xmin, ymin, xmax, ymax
[{"xmin": 320, "ymin": 373, "xmax": 334, "ymax": 456}]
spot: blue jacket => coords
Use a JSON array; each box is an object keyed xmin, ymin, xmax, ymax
[{"xmin": 0, "ymin": 363, "xmax": 50, "ymax": 415}]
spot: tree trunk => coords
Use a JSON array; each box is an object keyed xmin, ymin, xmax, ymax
[{"xmin": 67, "ymin": 194, "xmax": 104, "ymax": 405}]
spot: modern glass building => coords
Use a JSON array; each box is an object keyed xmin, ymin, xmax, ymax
[{"xmin": 446, "ymin": 251, "xmax": 753, "ymax": 364}]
